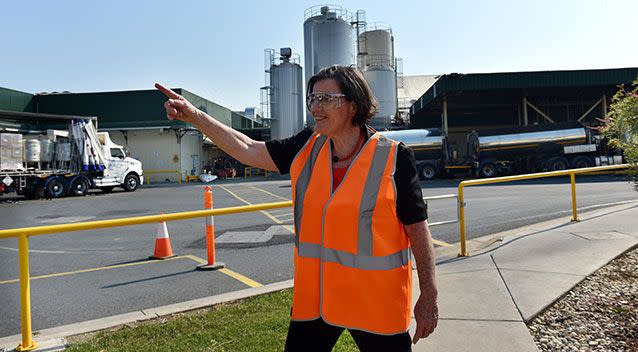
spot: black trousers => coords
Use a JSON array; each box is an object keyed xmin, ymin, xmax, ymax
[{"xmin": 284, "ymin": 318, "xmax": 412, "ymax": 352}]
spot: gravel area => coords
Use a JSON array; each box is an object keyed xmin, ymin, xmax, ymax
[{"xmin": 528, "ymin": 246, "xmax": 638, "ymax": 351}]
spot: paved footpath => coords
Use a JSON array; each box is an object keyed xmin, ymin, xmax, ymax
[
  {"xmin": 411, "ymin": 201, "xmax": 638, "ymax": 352},
  {"xmin": 1, "ymin": 201, "xmax": 636, "ymax": 351}
]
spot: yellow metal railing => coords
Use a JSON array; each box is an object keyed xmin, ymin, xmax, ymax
[
  {"xmin": 457, "ymin": 164, "xmax": 630, "ymax": 257},
  {"xmin": 144, "ymin": 169, "xmax": 182, "ymax": 184},
  {"xmin": 0, "ymin": 201, "xmax": 292, "ymax": 351},
  {"xmin": 3, "ymin": 163, "xmax": 631, "ymax": 349}
]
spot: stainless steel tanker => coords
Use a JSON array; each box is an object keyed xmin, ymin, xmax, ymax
[
  {"xmin": 380, "ymin": 122, "xmax": 623, "ymax": 179},
  {"xmin": 380, "ymin": 129, "xmax": 448, "ymax": 180},
  {"xmin": 466, "ymin": 122, "xmax": 622, "ymax": 177},
  {"xmin": 380, "ymin": 129, "xmax": 443, "ymax": 160}
]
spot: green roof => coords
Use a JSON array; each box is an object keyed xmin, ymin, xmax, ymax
[
  {"xmin": 34, "ymin": 89, "xmax": 206, "ymax": 129},
  {"xmin": 0, "ymin": 87, "xmax": 34, "ymax": 113},
  {"xmin": 411, "ymin": 67, "xmax": 638, "ymax": 116},
  {"xmin": 0, "ymin": 87, "xmax": 261, "ymax": 130}
]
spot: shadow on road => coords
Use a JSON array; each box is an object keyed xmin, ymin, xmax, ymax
[{"xmin": 101, "ymin": 269, "xmax": 194, "ymax": 289}]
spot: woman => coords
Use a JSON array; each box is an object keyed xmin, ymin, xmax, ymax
[{"xmin": 156, "ymin": 65, "xmax": 438, "ymax": 351}]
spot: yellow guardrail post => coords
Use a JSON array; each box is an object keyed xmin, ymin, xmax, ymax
[
  {"xmin": 16, "ymin": 233, "xmax": 37, "ymax": 351},
  {"xmin": 458, "ymin": 184, "xmax": 468, "ymax": 257},
  {"xmin": 570, "ymin": 172, "xmax": 578, "ymax": 222}
]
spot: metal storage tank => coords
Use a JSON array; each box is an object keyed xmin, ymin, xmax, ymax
[
  {"xmin": 39, "ymin": 138, "xmax": 55, "ymax": 163},
  {"xmin": 304, "ymin": 5, "xmax": 356, "ymax": 126},
  {"xmin": 56, "ymin": 143, "xmax": 71, "ymax": 162},
  {"xmin": 24, "ymin": 139, "xmax": 41, "ymax": 163},
  {"xmin": 359, "ymin": 24, "xmax": 397, "ymax": 131},
  {"xmin": 269, "ymin": 48, "xmax": 304, "ymax": 140}
]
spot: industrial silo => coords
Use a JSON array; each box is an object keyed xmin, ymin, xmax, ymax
[
  {"xmin": 303, "ymin": 5, "xmax": 356, "ymax": 126},
  {"xmin": 269, "ymin": 48, "xmax": 304, "ymax": 140},
  {"xmin": 358, "ymin": 24, "xmax": 397, "ymax": 131}
]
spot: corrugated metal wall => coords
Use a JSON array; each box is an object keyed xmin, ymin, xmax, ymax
[
  {"xmin": 0, "ymin": 87, "xmax": 34, "ymax": 112},
  {"xmin": 181, "ymin": 90, "xmax": 233, "ymax": 128},
  {"xmin": 109, "ymin": 130, "xmax": 182, "ymax": 183},
  {"xmin": 180, "ymin": 131, "xmax": 203, "ymax": 178},
  {"xmin": 109, "ymin": 129, "xmax": 204, "ymax": 183},
  {"xmin": 34, "ymin": 89, "xmax": 191, "ymax": 129},
  {"xmin": 2, "ymin": 87, "xmax": 260, "ymax": 132}
]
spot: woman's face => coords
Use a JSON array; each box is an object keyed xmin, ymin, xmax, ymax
[{"xmin": 309, "ymin": 79, "xmax": 355, "ymax": 137}]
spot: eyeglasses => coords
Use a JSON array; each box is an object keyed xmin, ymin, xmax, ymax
[{"xmin": 306, "ymin": 92, "xmax": 346, "ymax": 110}]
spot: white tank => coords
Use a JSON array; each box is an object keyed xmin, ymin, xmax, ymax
[
  {"xmin": 365, "ymin": 68, "xmax": 397, "ymax": 130},
  {"xmin": 304, "ymin": 5, "xmax": 356, "ymax": 127},
  {"xmin": 359, "ymin": 25, "xmax": 396, "ymax": 131},
  {"xmin": 270, "ymin": 48, "xmax": 304, "ymax": 139},
  {"xmin": 24, "ymin": 139, "xmax": 41, "ymax": 163},
  {"xmin": 358, "ymin": 27, "xmax": 394, "ymax": 69}
]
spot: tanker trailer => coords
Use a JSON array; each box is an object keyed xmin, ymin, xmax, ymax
[
  {"xmin": 467, "ymin": 122, "xmax": 623, "ymax": 178},
  {"xmin": 379, "ymin": 129, "xmax": 445, "ymax": 180}
]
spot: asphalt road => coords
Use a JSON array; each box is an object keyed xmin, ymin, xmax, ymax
[{"xmin": 0, "ymin": 174, "xmax": 636, "ymax": 337}]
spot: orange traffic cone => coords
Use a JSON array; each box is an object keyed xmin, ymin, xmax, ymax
[{"xmin": 149, "ymin": 216, "xmax": 175, "ymax": 260}]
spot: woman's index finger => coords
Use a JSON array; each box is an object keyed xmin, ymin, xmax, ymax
[{"xmin": 155, "ymin": 83, "xmax": 180, "ymax": 99}]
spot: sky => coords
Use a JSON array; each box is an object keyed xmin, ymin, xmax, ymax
[{"xmin": 2, "ymin": 0, "xmax": 637, "ymax": 112}]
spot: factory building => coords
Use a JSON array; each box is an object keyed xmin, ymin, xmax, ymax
[
  {"xmin": 0, "ymin": 87, "xmax": 262, "ymax": 183},
  {"xmin": 409, "ymin": 67, "xmax": 638, "ymax": 158}
]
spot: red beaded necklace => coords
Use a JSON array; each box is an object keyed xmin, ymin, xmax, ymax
[{"xmin": 332, "ymin": 130, "xmax": 364, "ymax": 164}]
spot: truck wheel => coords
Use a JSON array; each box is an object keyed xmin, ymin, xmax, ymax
[
  {"xmin": 571, "ymin": 156, "xmax": 592, "ymax": 169},
  {"xmin": 70, "ymin": 177, "xmax": 90, "ymax": 196},
  {"xmin": 45, "ymin": 178, "xmax": 66, "ymax": 198},
  {"xmin": 123, "ymin": 174, "xmax": 139, "ymax": 192},
  {"xmin": 480, "ymin": 162, "xmax": 498, "ymax": 178},
  {"xmin": 548, "ymin": 157, "xmax": 569, "ymax": 171},
  {"xmin": 100, "ymin": 186, "xmax": 114, "ymax": 193},
  {"xmin": 418, "ymin": 164, "xmax": 437, "ymax": 180}
]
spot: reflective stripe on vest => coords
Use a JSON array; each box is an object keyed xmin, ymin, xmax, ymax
[
  {"xmin": 298, "ymin": 241, "xmax": 410, "ymax": 270},
  {"xmin": 357, "ymin": 137, "xmax": 392, "ymax": 257},
  {"xmin": 293, "ymin": 135, "xmax": 327, "ymax": 248}
]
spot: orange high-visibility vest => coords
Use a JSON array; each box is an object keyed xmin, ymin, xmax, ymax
[{"xmin": 289, "ymin": 132, "xmax": 412, "ymax": 335}]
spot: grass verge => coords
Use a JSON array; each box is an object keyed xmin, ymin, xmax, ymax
[{"xmin": 66, "ymin": 289, "xmax": 358, "ymax": 351}]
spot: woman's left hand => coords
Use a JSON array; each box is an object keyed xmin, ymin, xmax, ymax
[{"xmin": 412, "ymin": 292, "xmax": 438, "ymax": 344}]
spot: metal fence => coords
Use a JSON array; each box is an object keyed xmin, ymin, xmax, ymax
[
  {"xmin": 457, "ymin": 164, "xmax": 629, "ymax": 256},
  {"xmin": 0, "ymin": 163, "xmax": 630, "ymax": 349}
]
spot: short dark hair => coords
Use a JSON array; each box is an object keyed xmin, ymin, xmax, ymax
[{"xmin": 307, "ymin": 65, "xmax": 379, "ymax": 127}]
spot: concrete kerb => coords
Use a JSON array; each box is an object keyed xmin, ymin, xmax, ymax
[{"xmin": 0, "ymin": 280, "xmax": 294, "ymax": 352}]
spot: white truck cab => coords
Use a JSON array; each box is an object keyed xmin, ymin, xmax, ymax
[{"xmin": 95, "ymin": 132, "xmax": 144, "ymax": 192}]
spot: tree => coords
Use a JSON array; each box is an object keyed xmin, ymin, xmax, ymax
[{"xmin": 602, "ymin": 79, "xmax": 638, "ymax": 189}]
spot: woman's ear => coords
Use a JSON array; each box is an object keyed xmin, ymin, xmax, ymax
[{"xmin": 350, "ymin": 102, "xmax": 357, "ymax": 119}]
